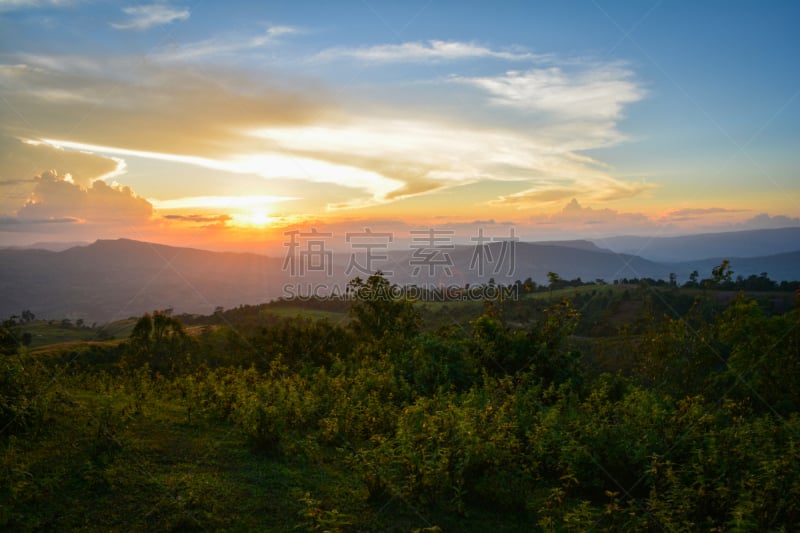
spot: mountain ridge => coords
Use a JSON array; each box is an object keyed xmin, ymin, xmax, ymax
[
  {"xmin": 1, "ymin": 231, "xmax": 798, "ymax": 322},
  {"xmin": 598, "ymin": 227, "xmax": 800, "ymax": 262}
]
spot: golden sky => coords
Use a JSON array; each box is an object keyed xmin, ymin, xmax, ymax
[{"xmin": 1, "ymin": 1, "xmax": 798, "ymax": 253}]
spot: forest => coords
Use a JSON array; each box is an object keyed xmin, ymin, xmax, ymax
[{"xmin": 1, "ymin": 270, "xmax": 799, "ymax": 531}]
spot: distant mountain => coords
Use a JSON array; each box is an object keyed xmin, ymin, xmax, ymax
[
  {"xmin": 597, "ymin": 227, "xmax": 800, "ymax": 262},
  {"xmin": 669, "ymin": 251, "xmax": 800, "ymax": 282},
  {"xmin": 1, "ymin": 241, "xmax": 90, "ymax": 252},
  {"xmin": 0, "ymin": 239, "xmax": 284, "ymax": 323},
  {"xmin": 360, "ymin": 242, "xmax": 669, "ymax": 286},
  {"xmin": 530, "ymin": 240, "xmax": 613, "ymax": 253},
  {"xmin": 1, "ymin": 236, "xmax": 798, "ymax": 322}
]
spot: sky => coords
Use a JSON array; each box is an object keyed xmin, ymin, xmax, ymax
[{"xmin": 0, "ymin": 0, "xmax": 798, "ymax": 254}]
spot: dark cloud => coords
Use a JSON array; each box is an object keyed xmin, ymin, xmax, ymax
[
  {"xmin": 0, "ymin": 215, "xmax": 78, "ymax": 226},
  {"xmin": 668, "ymin": 207, "xmax": 746, "ymax": 217},
  {"xmin": 163, "ymin": 214, "xmax": 231, "ymax": 223}
]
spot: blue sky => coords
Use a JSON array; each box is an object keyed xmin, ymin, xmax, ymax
[{"xmin": 0, "ymin": 0, "xmax": 798, "ymax": 250}]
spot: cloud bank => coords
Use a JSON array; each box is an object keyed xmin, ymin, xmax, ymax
[{"xmin": 17, "ymin": 169, "xmax": 153, "ymax": 224}]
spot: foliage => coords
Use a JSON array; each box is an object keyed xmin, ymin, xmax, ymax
[
  {"xmin": 123, "ymin": 310, "xmax": 194, "ymax": 376},
  {"xmin": 2, "ymin": 274, "xmax": 800, "ymax": 530}
]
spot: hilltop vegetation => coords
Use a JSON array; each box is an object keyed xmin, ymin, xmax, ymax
[{"xmin": 1, "ymin": 273, "xmax": 800, "ymax": 531}]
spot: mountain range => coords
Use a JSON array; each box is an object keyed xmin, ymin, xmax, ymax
[
  {"xmin": 1, "ymin": 227, "xmax": 798, "ymax": 323},
  {"xmin": 598, "ymin": 227, "xmax": 800, "ymax": 262}
]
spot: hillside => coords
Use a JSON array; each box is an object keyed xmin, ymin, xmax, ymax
[
  {"xmin": 1, "ymin": 231, "xmax": 799, "ymax": 322},
  {"xmin": 0, "ymin": 239, "xmax": 284, "ymax": 323},
  {"xmin": 598, "ymin": 227, "xmax": 800, "ymax": 262},
  {"xmin": 669, "ymin": 250, "xmax": 800, "ymax": 282}
]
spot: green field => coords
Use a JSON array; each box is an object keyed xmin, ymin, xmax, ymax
[
  {"xmin": 16, "ymin": 319, "xmax": 136, "ymax": 349},
  {"xmin": 3, "ymin": 278, "xmax": 800, "ymax": 530},
  {"xmin": 262, "ymin": 306, "xmax": 349, "ymax": 323}
]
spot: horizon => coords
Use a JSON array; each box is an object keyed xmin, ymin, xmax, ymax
[
  {"xmin": 7, "ymin": 225, "xmax": 800, "ymax": 257},
  {"xmin": 1, "ymin": 1, "xmax": 799, "ymax": 256}
]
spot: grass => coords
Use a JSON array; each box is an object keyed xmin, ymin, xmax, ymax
[
  {"xmin": 17, "ymin": 319, "xmax": 137, "ymax": 349},
  {"xmin": 262, "ymin": 306, "xmax": 349, "ymax": 323},
  {"xmin": 2, "ymin": 376, "xmax": 534, "ymax": 532}
]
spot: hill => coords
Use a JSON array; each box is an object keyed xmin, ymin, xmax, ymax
[
  {"xmin": 1, "ymin": 233, "xmax": 798, "ymax": 322},
  {"xmin": 367, "ymin": 241, "xmax": 669, "ymax": 286},
  {"xmin": 598, "ymin": 227, "xmax": 800, "ymax": 262},
  {"xmin": 669, "ymin": 250, "xmax": 800, "ymax": 282},
  {"xmin": 0, "ymin": 239, "xmax": 284, "ymax": 323}
]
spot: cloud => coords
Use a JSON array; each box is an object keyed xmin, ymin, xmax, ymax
[
  {"xmin": 17, "ymin": 170, "xmax": 153, "ymax": 224},
  {"xmin": 162, "ymin": 214, "xmax": 231, "ymax": 227},
  {"xmin": 111, "ymin": 3, "xmax": 189, "ymax": 30},
  {"xmin": 250, "ymin": 111, "xmax": 654, "ymax": 210},
  {"xmin": 1, "ymin": 48, "xmax": 650, "ymax": 219},
  {"xmin": 0, "ymin": 134, "xmax": 124, "ymax": 216},
  {"xmin": 491, "ymin": 187, "xmax": 582, "ymax": 207},
  {"xmin": 316, "ymin": 40, "xmax": 536, "ymax": 63},
  {"xmin": 0, "ymin": 0, "xmax": 77, "ymax": 12},
  {"xmin": 667, "ymin": 207, "xmax": 747, "ymax": 218},
  {"xmin": 527, "ymin": 198, "xmax": 655, "ymax": 234},
  {"xmin": 0, "ymin": 215, "xmax": 78, "ymax": 226},
  {"xmin": 0, "ymin": 55, "xmax": 331, "ymax": 158},
  {"xmin": 455, "ymin": 64, "xmax": 644, "ymax": 120},
  {"xmin": 151, "ymin": 195, "xmax": 298, "ymax": 211},
  {"xmin": 739, "ymin": 213, "xmax": 800, "ymax": 229},
  {"xmin": 490, "ymin": 179, "xmax": 655, "ymax": 209},
  {"xmin": 154, "ymin": 25, "xmax": 299, "ymax": 62}
]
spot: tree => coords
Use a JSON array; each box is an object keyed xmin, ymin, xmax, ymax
[
  {"xmin": 347, "ymin": 273, "xmax": 420, "ymax": 345},
  {"xmin": 127, "ymin": 310, "xmax": 191, "ymax": 374},
  {"xmin": 547, "ymin": 271, "xmax": 561, "ymax": 298},
  {"xmin": 523, "ymin": 277, "xmax": 536, "ymax": 293},
  {"xmin": 710, "ymin": 259, "xmax": 734, "ymax": 287},
  {"xmin": 0, "ymin": 320, "xmax": 19, "ymax": 355}
]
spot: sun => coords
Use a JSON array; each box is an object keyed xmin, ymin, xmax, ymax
[
  {"xmin": 232, "ymin": 210, "xmax": 275, "ymax": 227},
  {"xmin": 247, "ymin": 211, "xmax": 270, "ymax": 226}
]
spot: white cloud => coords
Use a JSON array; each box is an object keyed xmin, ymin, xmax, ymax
[
  {"xmin": 111, "ymin": 3, "xmax": 189, "ymax": 31},
  {"xmin": 154, "ymin": 25, "xmax": 299, "ymax": 62},
  {"xmin": 251, "ymin": 115, "xmax": 653, "ymax": 209},
  {"xmin": 316, "ymin": 40, "xmax": 537, "ymax": 63},
  {"xmin": 0, "ymin": 0, "xmax": 77, "ymax": 12},
  {"xmin": 490, "ymin": 178, "xmax": 656, "ymax": 209},
  {"xmin": 455, "ymin": 64, "xmax": 644, "ymax": 119},
  {"xmin": 151, "ymin": 195, "xmax": 297, "ymax": 211},
  {"xmin": 1, "ymin": 47, "xmax": 650, "ymax": 218},
  {"xmin": 37, "ymin": 138, "xmax": 405, "ymax": 211}
]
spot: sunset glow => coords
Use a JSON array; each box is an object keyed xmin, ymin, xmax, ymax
[{"xmin": 0, "ymin": 1, "xmax": 797, "ymax": 253}]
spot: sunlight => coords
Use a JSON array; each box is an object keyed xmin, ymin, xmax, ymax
[
  {"xmin": 41, "ymin": 138, "xmax": 405, "ymax": 210},
  {"xmin": 230, "ymin": 210, "xmax": 276, "ymax": 227},
  {"xmin": 151, "ymin": 195, "xmax": 297, "ymax": 211}
]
